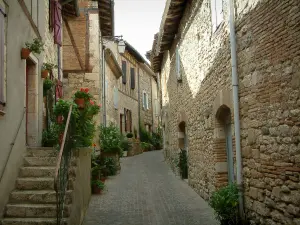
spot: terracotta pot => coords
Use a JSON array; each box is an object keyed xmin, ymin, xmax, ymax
[
  {"xmin": 21, "ymin": 48, "xmax": 31, "ymax": 59},
  {"xmin": 41, "ymin": 70, "xmax": 49, "ymax": 79},
  {"xmin": 57, "ymin": 115, "xmax": 63, "ymax": 124},
  {"xmin": 75, "ymin": 98, "xmax": 85, "ymax": 109},
  {"xmin": 92, "ymin": 185, "xmax": 102, "ymax": 194},
  {"xmin": 100, "ymin": 177, "xmax": 106, "ymax": 182}
]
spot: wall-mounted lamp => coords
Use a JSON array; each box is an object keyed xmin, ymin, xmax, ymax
[{"xmin": 102, "ymin": 35, "xmax": 126, "ymax": 54}]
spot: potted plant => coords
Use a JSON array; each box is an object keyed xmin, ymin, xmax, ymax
[
  {"xmin": 126, "ymin": 132, "xmax": 133, "ymax": 139},
  {"xmin": 74, "ymin": 88, "xmax": 92, "ymax": 109},
  {"xmin": 91, "ymin": 180, "xmax": 105, "ymax": 194},
  {"xmin": 21, "ymin": 38, "xmax": 44, "ymax": 59},
  {"xmin": 53, "ymin": 99, "xmax": 71, "ymax": 124},
  {"xmin": 43, "ymin": 78, "xmax": 53, "ymax": 96},
  {"xmin": 41, "ymin": 63, "xmax": 58, "ymax": 78},
  {"xmin": 87, "ymin": 100, "xmax": 101, "ymax": 118},
  {"xmin": 209, "ymin": 183, "xmax": 240, "ymax": 225},
  {"xmin": 42, "ymin": 125, "xmax": 59, "ymax": 147},
  {"xmin": 120, "ymin": 137, "xmax": 131, "ymax": 157}
]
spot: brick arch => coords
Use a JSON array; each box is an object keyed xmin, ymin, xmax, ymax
[{"xmin": 213, "ymin": 102, "xmax": 235, "ymax": 188}]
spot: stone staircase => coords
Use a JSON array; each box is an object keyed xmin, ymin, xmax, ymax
[{"xmin": 1, "ymin": 147, "xmax": 76, "ymax": 225}]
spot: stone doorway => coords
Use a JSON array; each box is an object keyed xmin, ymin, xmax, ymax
[
  {"xmin": 214, "ymin": 105, "xmax": 234, "ymax": 187},
  {"xmin": 26, "ymin": 57, "xmax": 38, "ymax": 146}
]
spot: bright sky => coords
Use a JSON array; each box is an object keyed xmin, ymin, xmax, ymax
[{"xmin": 114, "ymin": 0, "xmax": 166, "ymax": 61}]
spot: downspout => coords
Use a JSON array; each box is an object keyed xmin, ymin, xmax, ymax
[
  {"xmin": 137, "ymin": 67, "xmax": 141, "ymax": 137},
  {"xmin": 229, "ymin": 0, "xmax": 244, "ymax": 220},
  {"xmin": 102, "ymin": 46, "xmax": 106, "ymax": 127},
  {"xmin": 98, "ymin": 4, "xmax": 104, "ymax": 126},
  {"xmin": 150, "ymin": 75, "xmax": 154, "ymax": 132}
]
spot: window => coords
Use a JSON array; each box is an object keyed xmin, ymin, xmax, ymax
[
  {"xmin": 0, "ymin": 5, "xmax": 6, "ymax": 112},
  {"xmin": 143, "ymin": 91, "xmax": 149, "ymax": 110},
  {"xmin": 122, "ymin": 61, "xmax": 127, "ymax": 84},
  {"xmin": 175, "ymin": 47, "xmax": 182, "ymax": 82},
  {"xmin": 130, "ymin": 68, "xmax": 135, "ymax": 89},
  {"xmin": 124, "ymin": 109, "xmax": 132, "ymax": 132},
  {"xmin": 211, "ymin": 0, "xmax": 223, "ymax": 32}
]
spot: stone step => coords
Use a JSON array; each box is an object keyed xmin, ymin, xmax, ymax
[
  {"xmin": 23, "ymin": 157, "xmax": 57, "ymax": 167},
  {"xmin": 1, "ymin": 218, "xmax": 67, "ymax": 225},
  {"xmin": 9, "ymin": 190, "xmax": 72, "ymax": 204},
  {"xmin": 5, "ymin": 203, "xmax": 70, "ymax": 218},
  {"xmin": 16, "ymin": 178, "xmax": 54, "ymax": 190},
  {"xmin": 26, "ymin": 148, "xmax": 57, "ymax": 157},
  {"xmin": 20, "ymin": 167, "xmax": 56, "ymax": 178}
]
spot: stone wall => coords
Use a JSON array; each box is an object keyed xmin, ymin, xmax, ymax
[{"xmin": 160, "ymin": 0, "xmax": 300, "ymax": 224}]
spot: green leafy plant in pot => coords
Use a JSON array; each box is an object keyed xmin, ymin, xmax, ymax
[
  {"xmin": 126, "ymin": 132, "xmax": 133, "ymax": 138},
  {"xmin": 99, "ymin": 123, "xmax": 123, "ymax": 155},
  {"xmin": 209, "ymin": 183, "xmax": 240, "ymax": 225},
  {"xmin": 41, "ymin": 63, "xmax": 58, "ymax": 78},
  {"xmin": 91, "ymin": 180, "xmax": 105, "ymax": 194},
  {"xmin": 120, "ymin": 137, "xmax": 131, "ymax": 157},
  {"xmin": 42, "ymin": 124, "xmax": 59, "ymax": 147},
  {"xmin": 21, "ymin": 38, "xmax": 44, "ymax": 59},
  {"xmin": 53, "ymin": 99, "xmax": 71, "ymax": 125},
  {"xmin": 43, "ymin": 78, "xmax": 53, "ymax": 97}
]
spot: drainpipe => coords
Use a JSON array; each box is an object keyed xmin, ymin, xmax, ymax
[
  {"xmin": 137, "ymin": 67, "xmax": 141, "ymax": 137},
  {"xmin": 150, "ymin": 75, "xmax": 154, "ymax": 132},
  {"xmin": 98, "ymin": 6, "xmax": 103, "ymax": 126},
  {"xmin": 102, "ymin": 46, "xmax": 106, "ymax": 127},
  {"xmin": 229, "ymin": 0, "xmax": 244, "ymax": 220}
]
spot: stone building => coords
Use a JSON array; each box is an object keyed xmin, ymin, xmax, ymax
[
  {"xmin": 150, "ymin": 0, "xmax": 300, "ymax": 224},
  {"xmin": 0, "ymin": 0, "xmax": 79, "ymax": 222},
  {"xmin": 103, "ymin": 39, "xmax": 160, "ymax": 136}
]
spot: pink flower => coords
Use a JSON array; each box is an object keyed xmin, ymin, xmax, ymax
[{"xmin": 90, "ymin": 100, "xmax": 95, "ymax": 105}]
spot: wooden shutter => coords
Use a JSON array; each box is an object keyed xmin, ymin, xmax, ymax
[
  {"xmin": 129, "ymin": 110, "xmax": 132, "ymax": 132},
  {"xmin": 124, "ymin": 108, "xmax": 127, "ymax": 132},
  {"xmin": 176, "ymin": 47, "xmax": 182, "ymax": 81},
  {"xmin": 0, "ymin": 9, "xmax": 5, "ymax": 106},
  {"xmin": 49, "ymin": 0, "xmax": 54, "ymax": 31},
  {"xmin": 53, "ymin": 1, "xmax": 62, "ymax": 46},
  {"xmin": 130, "ymin": 68, "xmax": 135, "ymax": 89},
  {"xmin": 122, "ymin": 61, "xmax": 127, "ymax": 84}
]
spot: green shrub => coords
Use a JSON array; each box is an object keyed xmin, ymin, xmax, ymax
[
  {"xmin": 140, "ymin": 125, "xmax": 151, "ymax": 143},
  {"xmin": 120, "ymin": 137, "xmax": 131, "ymax": 151},
  {"xmin": 42, "ymin": 124, "xmax": 59, "ymax": 147},
  {"xmin": 104, "ymin": 157, "xmax": 117, "ymax": 176},
  {"xmin": 43, "ymin": 78, "xmax": 53, "ymax": 96},
  {"xmin": 177, "ymin": 149, "xmax": 188, "ymax": 179},
  {"xmin": 99, "ymin": 123, "xmax": 122, "ymax": 154},
  {"xmin": 91, "ymin": 180, "xmax": 105, "ymax": 189},
  {"xmin": 209, "ymin": 183, "xmax": 240, "ymax": 225},
  {"xmin": 126, "ymin": 132, "xmax": 133, "ymax": 138},
  {"xmin": 151, "ymin": 131, "xmax": 162, "ymax": 149}
]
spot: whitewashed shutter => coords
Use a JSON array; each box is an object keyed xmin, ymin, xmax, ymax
[
  {"xmin": 175, "ymin": 47, "xmax": 181, "ymax": 81},
  {"xmin": 211, "ymin": 0, "xmax": 217, "ymax": 32},
  {"xmin": 154, "ymin": 99, "xmax": 160, "ymax": 116},
  {"xmin": 216, "ymin": 0, "xmax": 223, "ymax": 28},
  {"xmin": 146, "ymin": 94, "xmax": 149, "ymax": 110},
  {"xmin": 113, "ymin": 87, "xmax": 119, "ymax": 109}
]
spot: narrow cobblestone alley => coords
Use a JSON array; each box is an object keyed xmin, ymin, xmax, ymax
[{"xmin": 83, "ymin": 151, "xmax": 218, "ymax": 225}]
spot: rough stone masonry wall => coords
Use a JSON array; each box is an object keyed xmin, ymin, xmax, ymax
[
  {"xmin": 160, "ymin": 0, "xmax": 300, "ymax": 224},
  {"xmin": 139, "ymin": 68, "xmax": 153, "ymax": 128}
]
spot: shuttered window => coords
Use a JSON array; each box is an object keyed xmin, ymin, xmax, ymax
[
  {"xmin": 0, "ymin": 6, "xmax": 6, "ymax": 108},
  {"xmin": 113, "ymin": 87, "xmax": 119, "ymax": 109},
  {"xmin": 211, "ymin": 0, "xmax": 223, "ymax": 32},
  {"xmin": 130, "ymin": 68, "xmax": 135, "ymax": 89},
  {"xmin": 122, "ymin": 61, "xmax": 127, "ymax": 84},
  {"xmin": 175, "ymin": 47, "xmax": 181, "ymax": 82},
  {"xmin": 53, "ymin": 1, "xmax": 62, "ymax": 46}
]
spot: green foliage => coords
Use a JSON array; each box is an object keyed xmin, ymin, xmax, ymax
[
  {"xmin": 43, "ymin": 78, "xmax": 53, "ymax": 96},
  {"xmin": 74, "ymin": 116, "xmax": 96, "ymax": 148},
  {"xmin": 74, "ymin": 88, "xmax": 93, "ymax": 100},
  {"xmin": 120, "ymin": 137, "xmax": 131, "ymax": 151},
  {"xmin": 91, "ymin": 180, "xmax": 105, "ymax": 189},
  {"xmin": 141, "ymin": 142, "xmax": 153, "ymax": 151},
  {"xmin": 25, "ymin": 38, "xmax": 44, "ymax": 54},
  {"xmin": 53, "ymin": 99, "xmax": 72, "ymax": 118},
  {"xmin": 209, "ymin": 183, "xmax": 240, "ymax": 225},
  {"xmin": 126, "ymin": 132, "xmax": 133, "ymax": 138},
  {"xmin": 87, "ymin": 100, "xmax": 101, "ymax": 117},
  {"xmin": 42, "ymin": 62, "xmax": 58, "ymax": 71},
  {"xmin": 139, "ymin": 125, "xmax": 151, "ymax": 143},
  {"xmin": 99, "ymin": 123, "xmax": 122, "ymax": 154},
  {"xmin": 42, "ymin": 124, "xmax": 59, "ymax": 147},
  {"xmin": 151, "ymin": 131, "xmax": 162, "ymax": 149},
  {"xmin": 177, "ymin": 149, "xmax": 188, "ymax": 179},
  {"xmin": 103, "ymin": 157, "xmax": 117, "ymax": 176}
]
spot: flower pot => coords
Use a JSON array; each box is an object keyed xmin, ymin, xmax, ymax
[
  {"xmin": 100, "ymin": 177, "xmax": 106, "ymax": 182},
  {"xmin": 123, "ymin": 151, "xmax": 128, "ymax": 157},
  {"xmin": 41, "ymin": 70, "xmax": 49, "ymax": 79},
  {"xmin": 92, "ymin": 185, "xmax": 102, "ymax": 194},
  {"xmin": 21, "ymin": 48, "xmax": 31, "ymax": 59},
  {"xmin": 75, "ymin": 98, "xmax": 85, "ymax": 109},
  {"xmin": 57, "ymin": 115, "xmax": 63, "ymax": 124}
]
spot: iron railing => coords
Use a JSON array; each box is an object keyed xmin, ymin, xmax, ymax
[{"xmin": 54, "ymin": 105, "xmax": 74, "ymax": 225}]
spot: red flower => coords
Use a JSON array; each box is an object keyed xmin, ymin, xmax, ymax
[
  {"xmin": 80, "ymin": 88, "xmax": 84, "ymax": 92},
  {"xmin": 90, "ymin": 100, "xmax": 95, "ymax": 105},
  {"xmin": 84, "ymin": 88, "xmax": 89, "ymax": 93}
]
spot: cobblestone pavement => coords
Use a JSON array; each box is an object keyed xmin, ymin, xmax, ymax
[{"xmin": 83, "ymin": 150, "xmax": 218, "ymax": 225}]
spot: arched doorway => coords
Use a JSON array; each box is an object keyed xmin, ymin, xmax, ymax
[{"xmin": 214, "ymin": 104, "xmax": 234, "ymax": 186}]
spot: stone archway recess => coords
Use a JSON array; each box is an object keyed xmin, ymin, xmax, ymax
[
  {"xmin": 213, "ymin": 89, "xmax": 235, "ymax": 188},
  {"xmin": 26, "ymin": 54, "xmax": 39, "ymax": 147},
  {"xmin": 177, "ymin": 111, "xmax": 187, "ymax": 150}
]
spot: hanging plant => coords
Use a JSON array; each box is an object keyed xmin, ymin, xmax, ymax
[
  {"xmin": 41, "ymin": 63, "xmax": 58, "ymax": 79},
  {"xmin": 43, "ymin": 78, "xmax": 53, "ymax": 96},
  {"xmin": 74, "ymin": 88, "xmax": 92, "ymax": 109}
]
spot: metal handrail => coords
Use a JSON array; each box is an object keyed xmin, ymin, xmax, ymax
[{"xmin": 54, "ymin": 104, "xmax": 73, "ymax": 225}]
